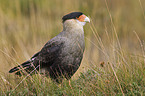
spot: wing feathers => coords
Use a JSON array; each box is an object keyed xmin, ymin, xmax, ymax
[
  {"xmin": 9, "ymin": 40, "xmax": 65, "ymax": 76},
  {"xmin": 9, "ymin": 60, "xmax": 37, "ymax": 76}
]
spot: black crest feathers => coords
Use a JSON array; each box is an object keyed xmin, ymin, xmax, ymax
[{"xmin": 62, "ymin": 12, "xmax": 83, "ymax": 22}]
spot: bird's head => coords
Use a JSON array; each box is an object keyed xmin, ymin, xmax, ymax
[{"xmin": 62, "ymin": 12, "xmax": 90, "ymax": 28}]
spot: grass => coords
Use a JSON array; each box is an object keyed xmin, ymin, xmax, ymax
[{"xmin": 0, "ymin": 0, "xmax": 145, "ymax": 95}]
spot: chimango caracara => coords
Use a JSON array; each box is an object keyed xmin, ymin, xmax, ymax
[{"xmin": 9, "ymin": 12, "xmax": 90, "ymax": 83}]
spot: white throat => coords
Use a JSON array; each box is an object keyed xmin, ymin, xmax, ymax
[
  {"xmin": 76, "ymin": 20, "xmax": 86, "ymax": 26},
  {"xmin": 63, "ymin": 19, "xmax": 85, "ymax": 31}
]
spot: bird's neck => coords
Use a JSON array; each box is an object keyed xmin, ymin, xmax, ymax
[
  {"xmin": 62, "ymin": 20, "xmax": 84, "ymax": 36},
  {"xmin": 60, "ymin": 20, "xmax": 85, "ymax": 51}
]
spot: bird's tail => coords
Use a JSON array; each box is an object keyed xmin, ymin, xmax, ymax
[{"xmin": 9, "ymin": 61, "xmax": 39, "ymax": 76}]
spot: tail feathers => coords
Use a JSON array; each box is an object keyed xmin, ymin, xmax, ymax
[{"xmin": 9, "ymin": 61, "xmax": 38, "ymax": 76}]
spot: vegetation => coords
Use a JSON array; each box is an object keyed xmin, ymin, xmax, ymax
[{"xmin": 0, "ymin": 0, "xmax": 145, "ymax": 95}]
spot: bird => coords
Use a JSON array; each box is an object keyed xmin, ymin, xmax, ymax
[{"xmin": 9, "ymin": 12, "xmax": 90, "ymax": 83}]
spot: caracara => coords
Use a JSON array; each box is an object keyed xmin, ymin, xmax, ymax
[{"xmin": 9, "ymin": 12, "xmax": 90, "ymax": 83}]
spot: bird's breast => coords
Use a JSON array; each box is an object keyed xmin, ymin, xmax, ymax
[{"xmin": 60, "ymin": 37, "xmax": 85, "ymax": 60}]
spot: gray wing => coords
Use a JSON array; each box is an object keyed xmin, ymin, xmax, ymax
[
  {"xmin": 9, "ymin": 39, "xmax": 65, "ymax": 75},
  {"xmin": 32, "ymin": 40, "xmax": 65, "ymax": 68}
]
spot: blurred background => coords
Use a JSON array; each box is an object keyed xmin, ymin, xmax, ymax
[{"xmin": 0, "ymin": 0, "xmax": 145, "ymax": 77}]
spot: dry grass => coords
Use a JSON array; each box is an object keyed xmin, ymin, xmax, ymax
[{"xmin": 0, "ymin": 0, "xmax": 145, "ymax": 95}]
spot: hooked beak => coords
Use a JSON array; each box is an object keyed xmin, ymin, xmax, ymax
[{"xmin": 84, "ymin": 16, "xmax": 90, "ymax": 22}]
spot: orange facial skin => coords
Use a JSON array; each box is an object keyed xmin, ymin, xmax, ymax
[{"xmin": 76, "ymin": 14, "xmax": 86, "ymax": 22}]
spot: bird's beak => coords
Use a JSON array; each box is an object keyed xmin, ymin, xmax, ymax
[
  {"xmin": 77, "ymin": 14, "xmax": 90, "ymax": 23},
  {"xmin": 84, "ymin": 16, "xmax": 90, "ymax": 22}
]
